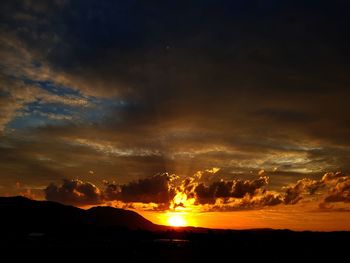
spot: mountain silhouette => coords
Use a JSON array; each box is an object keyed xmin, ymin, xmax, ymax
[
  {"xmin": 0, "ymin": 196, "xmax": 160, "ymax": 232},
  {"xmin": 86, "ymin": 206, "xmax": 158, "ymax": 230},
  {"xmin": 0, "ymin": 196, "xmax": 348, "ymax": 262}
]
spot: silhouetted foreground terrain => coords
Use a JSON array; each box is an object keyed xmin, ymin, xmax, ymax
[{"xmin": 0, "ymin": 197, "xmax": 349, "ymax": 262}]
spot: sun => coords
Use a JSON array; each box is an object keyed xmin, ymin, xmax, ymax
[
  {"xmin": 167, "ymin": 214, "xmax": 186, "ymax": 227},
  {"xmin": 156, "ymin": 212, "xmax": 195, "ymax": 227}
]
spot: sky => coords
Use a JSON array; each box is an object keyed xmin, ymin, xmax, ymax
[{"xmin": 0, "ymin": 0, "xmax": 350, "ymax": 230}]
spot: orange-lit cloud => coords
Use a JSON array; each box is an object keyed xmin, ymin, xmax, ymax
[{"xmin": 43, "ymin": 170, "xmax": 350, "ymax": 213}]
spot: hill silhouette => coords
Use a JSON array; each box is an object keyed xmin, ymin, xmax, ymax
[
  {"xmin": 0, "ymin": 196, "xmax": 349, "ymax": 262},
  {"xmin": 0, "ymin": 196, "xmax": 161, "ymax": 231}
]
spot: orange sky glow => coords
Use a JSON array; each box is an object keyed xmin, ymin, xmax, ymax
[{"xmin": 141, "ymin": 206, "xmax": 350, "ymax": 231}]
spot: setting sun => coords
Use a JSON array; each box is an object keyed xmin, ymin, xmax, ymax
[{"xmin": 167, "ymin": 214, "xmax": 186, "ymax": 227}]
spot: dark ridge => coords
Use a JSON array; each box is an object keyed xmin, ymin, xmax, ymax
[
  {"xmin": 0, "ymin": 196, "xmax": 349, "ymax": 262},
  {"xmin": 86, "ymin": 206, "xmax": 160, "ymax": 230},
  {"xmin": 0, "ymin": 196, "xmax": 158, "ymax": 231}
]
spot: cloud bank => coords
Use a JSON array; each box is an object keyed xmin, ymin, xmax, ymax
[{"xmin": 44, "ymin": 171, "xmax": 350, "ymax": 212}]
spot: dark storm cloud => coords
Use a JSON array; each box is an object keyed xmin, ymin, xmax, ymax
[
  {"xmin": 45, "ymin": 175, "xmax": 273, "ymax": 208},
  {"xmin": 45, "ymin": 179, "xmax": 102, "ymax": 206},
  {"xmin": 1, "ymin": 0, "xmax": 350, "ymax": 196},
  {"xmin": 283, "ymin": 177, "xmax": 328, "ymax": 205},
  {"xmin": 43, "ymin": 172, "xmax": 350, "ymax": 211},
  {"xmin": 324, "ymin": 180, "xmax": 350, "ymax": 203},
  {"xmin": 189, "ymin": 172, "xmax": 350, "ymax": 211},
  {"xmin": 190, "ymin": 171, "xmax": 350, "ymax": 210},
  {"xmin": 252, "ymin": 192, "xmax": 283, "ymax": 207},
  {"xmin": 46, "ymin": 173, "xmax": 177, "ymax": 206},
  {"xmin": 283, "ymin": 180, "xmax": 306, "ymax": 205},
  {"xmin": 105, "ymin": 173, "xmax": 176, "ymax": 203},
  {"xmin": 194, "ymin": 176, "xmax": 269, "ymax": 204},
  {"xmin": 210, "ymin": 192, "xmax": 284, "ymax": 212},
  {"xmin": 283, "ymin": 172, "xmax": 350, "ymax": 205},
  {"xmin": 322, "ymin": 174, "xmax": 350, "ymax": 203}
]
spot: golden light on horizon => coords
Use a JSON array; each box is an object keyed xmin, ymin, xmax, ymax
[
  {"xmin": 168, "ymin": 214, "xmax": 186, "ymax": 227},
  {"xmin": 157, "ymin": 212, "xmax": 196, "ymax": 227}
]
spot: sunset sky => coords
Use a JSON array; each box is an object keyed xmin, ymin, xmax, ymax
[{"xmin": 1, "ymin": 0, "xmax": 350, "ymax": 230}]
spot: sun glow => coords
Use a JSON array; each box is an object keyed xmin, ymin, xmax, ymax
[
  {"xmin": 169, "ymin": 190, "xmax": 196, "ymax": 211},
  {"xmin": 167, "ymin": 213, "xmax": 187, "ymax": 227}
]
